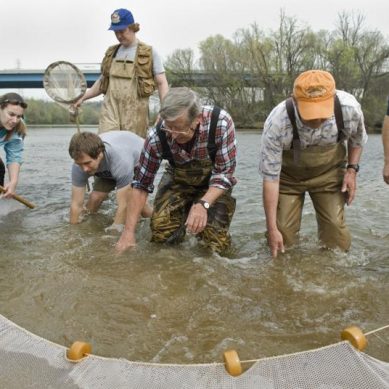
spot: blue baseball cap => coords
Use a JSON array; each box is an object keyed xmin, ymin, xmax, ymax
[{"xmin": 108, "ymin": 9, "xmax": 135, "ymax": 31}]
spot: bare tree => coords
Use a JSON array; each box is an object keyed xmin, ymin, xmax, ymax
[
  {"xmin": 165, "ymin": 48, "xmax": 197, "ymax": 87},
  {"xmin": 355, "ymin": 30, "xmax": 389, "ymax": 99},
  {"xmin": 336, "ymin": 11, "xmax": 365, "ymax": 46},
  {"xmin": 163, "ymin": 9, "xmax": 389, "ymax": 129}
]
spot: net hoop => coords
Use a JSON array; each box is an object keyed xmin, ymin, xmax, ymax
[{"xmin": 43, "ymin": 61, "xmax": 87, "ymax": 104}]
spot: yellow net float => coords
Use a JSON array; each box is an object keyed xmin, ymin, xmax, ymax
[
  {"xmin": 222, "ymin": 326, "xmax": 369, "ymax": 377},
  {"xmin": 223, "ymin": 349, "xmax": 242, "ymax": 377},
  {"xmin": 65, "ymin": 325, "xmax": 371, "ymax": 369},
  {"xmin": 341, "ymin": 326, "xmax": 367, "ymax": 351},
  {"xmin": 66, "ymin": 341, "xmax": 92, "ymax": 362}
]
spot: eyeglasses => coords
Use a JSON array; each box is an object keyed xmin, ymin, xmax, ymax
[
  {"xmin": 1, "ymin": 99, "xmax": 28, "ymax": 109},
  {"xmin": 160, "ymin": 123, "xmax": 193, "ymax": 135}
]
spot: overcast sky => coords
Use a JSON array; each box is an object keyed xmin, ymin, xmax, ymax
[{"xmin": 1, "ymin": 0, "xmax": 388, "ymax": 71}]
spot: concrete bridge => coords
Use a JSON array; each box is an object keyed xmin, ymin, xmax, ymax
[
  {"xmin": 0, "ymin": 67, "xmax": 263, "ymax": 88},
  {"xmin": 0, "ymin": 68, "xmax": 100, "ymax": 88}
]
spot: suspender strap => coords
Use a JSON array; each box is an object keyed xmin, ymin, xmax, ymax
[
  {"xmin": 113, "ymin": 44, "xmax": 121, "ymax": 59},
  {"xmin": 285, "ymin": 94, "xmax": 345, "ymax": 163},
  {"xmin": 208, "ymin": 106, "xmax": 221, "ymax": 164},
  {"xmin": 334, "ymin": 94, "xmax": 345, "ymax": 142},
  {"xmin": 285, "ymin": 97, "xmax": 301, "ymax": 163},
  {"xmin": 157, "ymin": 106, "xmax": 221, "ymax": 167},
  {"xmin": 156, "ymin": 120, "xmax": 175, "ymax": 166}
]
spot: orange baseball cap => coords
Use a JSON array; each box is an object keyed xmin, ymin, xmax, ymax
[{"xmin": 293, "ymin": 70, "xmax": 336, "ymax": 120}]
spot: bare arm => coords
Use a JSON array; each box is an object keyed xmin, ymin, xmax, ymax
[
  {"xmin": 115, "ymin": 188, "xmax": 148, "ymax": 253},
  {"xmin": 263, "ymin": 179, "xmax": 284, "ymax": 258},
  {"xmin": 114, "ymin": 185, "xmax": 153, "ymax": 226},
  {"xmin": 154, "ymin": 72, "xmax": 169, "ymax": 102},
  {"xmin": 2, "ymin": 162, "xmax": 20, "ymax": 198},
  {"xmin": 69, "ymin": 185, "xmax": 86, "ymax": 224},
  {"xmin": 74, "ymin": 77, "xmax": 103, "ymax": 107},
  {"xmin": 382, "ymin": 115, "xmax": 389, "ymax": 184},
  {"xmin": 185, "ymin": 187, "xmax": 225, "ymax": 234},
  {"xmin": 341, "ymin": 144, "xmax": 363, "ymax": 205},
  {"xmin": 114, "ymin": 185, "xmax": 131, "ymax": 225}
]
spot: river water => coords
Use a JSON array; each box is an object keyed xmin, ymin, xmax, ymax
[{"xmin": 0, "ymin": 128, "xmax": 388, "ymax": 364}]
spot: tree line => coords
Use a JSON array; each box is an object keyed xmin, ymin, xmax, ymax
[
  {"xmin": 24, "ymin": 100, "xmax": 101, "ymax": 126},
  {"xmin": 166, "ymin": 10, "xmax": 389, "ymax": 131},
  {"xmin": 24, "ymin": 11, "xmax": 389, "ymax": 131}
]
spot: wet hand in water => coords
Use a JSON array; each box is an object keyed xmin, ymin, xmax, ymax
[{"xmin": 267, "ymin": 228, "xmax": 285, "ymax": 258}]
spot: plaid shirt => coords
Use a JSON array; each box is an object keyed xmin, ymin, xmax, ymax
[{"xmin": 133, "ymin": 106, "xmax": 237, "ymax": 193}]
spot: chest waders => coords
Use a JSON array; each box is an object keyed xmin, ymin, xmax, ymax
[
  {"xmin": 99, "ymin": 46, "xmax": 150, "ymax": 138},
  {"xmin": 278, "ymin": 96, "xmax": 351, "ymax": 251},
  {"xmin": 150, "ymin": 108, "xmax": 236, "ymax": 254}
]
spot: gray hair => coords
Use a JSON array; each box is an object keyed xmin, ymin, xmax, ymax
[{"xmin": 159, "ymin": 87, "xmax": 201, "ymax": 122}]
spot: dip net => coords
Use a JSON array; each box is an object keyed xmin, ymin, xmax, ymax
[
  {"xmin": 0, "ymin": 313, "xmax": 388, "ymax": 388},
  {"xmin": 43, "ymin": 61, "xmax": 88, "ymax": 132}
]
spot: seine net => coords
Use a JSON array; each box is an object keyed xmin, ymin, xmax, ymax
[{"xmin": 0, "ymin": 314, "xmax": 388, "ymax": 388}]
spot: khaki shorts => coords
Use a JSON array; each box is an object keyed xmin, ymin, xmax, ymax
[{"xmin": 93, "ymin": 177, "xmax": 116, "ymax": 193}]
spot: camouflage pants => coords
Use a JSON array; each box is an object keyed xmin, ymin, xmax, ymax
[{"xmin": 150, "ymin": 171, "xmax": 236, "ymax": 253}]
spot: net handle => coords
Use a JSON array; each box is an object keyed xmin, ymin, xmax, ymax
[{"xmin": 0, "ymin": 185, "xmax": 35, "ymax": 209}]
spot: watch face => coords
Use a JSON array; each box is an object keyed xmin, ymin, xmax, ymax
[{"xmin": 197, "ymin": 200, "xmax": 209, "ymax": 209}]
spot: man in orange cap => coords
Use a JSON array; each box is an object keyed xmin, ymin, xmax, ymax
[{"xmin": 259, "ymin": 70, "xmax": 367, "ymax": 257}]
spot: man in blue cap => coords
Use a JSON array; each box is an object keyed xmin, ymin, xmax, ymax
[{"xmin": 75, "ymin": 8, "xmax": 168, "ymax": 138}]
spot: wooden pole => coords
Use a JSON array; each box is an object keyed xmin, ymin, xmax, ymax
[{"xmin": 0, "ymin": 185, "xmax": 36, "ymax": 209}]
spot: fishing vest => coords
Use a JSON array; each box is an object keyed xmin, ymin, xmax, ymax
[
  {"xmin": 285, "ymin": 95, "xmax": 345, "ymax": 163},
  {"xmin": 99, "ymin": 41, "xmax": 155, "ymax": 97},
  {"xmin": 156, "ymin": 107, "xmax": 221, "ymax": 167}
]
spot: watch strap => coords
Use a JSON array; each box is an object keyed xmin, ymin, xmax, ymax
[
  {"xmin": 346, "ymin": 164, "xmax": 360, "ymax": 172},
  {"xmin": 195, "ymin": 199, "xmax": 210, "ymax": 210}
]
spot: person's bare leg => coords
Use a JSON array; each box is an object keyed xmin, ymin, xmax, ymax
[
  {"xmin": 141, "ymin": 202, "xmax": 153, "ymax": 218},
  {"xmin": 86, "ymin": 191, "xmax": 108, "ymax": 213}
]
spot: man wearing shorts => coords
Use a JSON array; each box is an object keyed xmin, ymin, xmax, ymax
[{"xmin": 69, "ymin": 131, "xmax": 152, "ymax": 228}]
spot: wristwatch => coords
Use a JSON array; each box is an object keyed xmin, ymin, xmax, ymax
[
  {"xmin": 195, "ymin": 199, "xmax": 210, "ymax": 210},
  {"xmin": 346, "ymin": 163, "xmax": 360, "ymax": 173}
]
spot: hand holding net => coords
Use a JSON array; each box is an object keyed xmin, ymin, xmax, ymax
[{"xmin": 43, "ymin": 61, "xmax": 87, "ymax": 132}]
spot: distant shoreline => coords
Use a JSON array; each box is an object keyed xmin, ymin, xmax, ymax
[
  {"xmin": 27, "ymin": 124, "xmax": 97, "ymax": 128},
  {"xmin": 27, "ymin": 125, "xmax": 263, "ymax": 132},
  {"xmin": 26, "ymin": 125, "xmax": 381, "ymax": 133}
]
